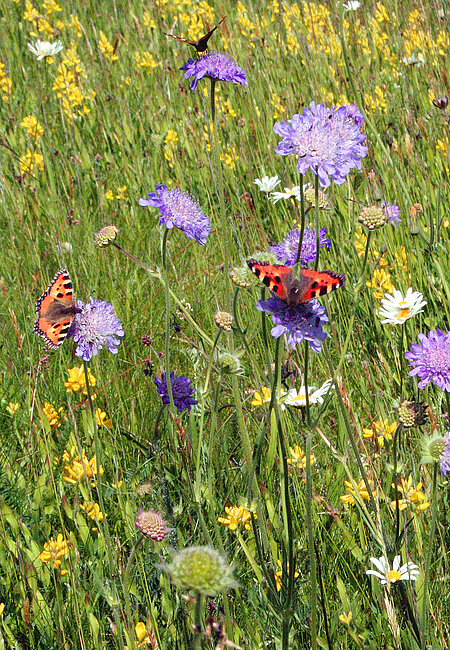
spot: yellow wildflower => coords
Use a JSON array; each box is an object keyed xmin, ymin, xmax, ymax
[
  {"xmin": 274, "ymin": 560, "xmax": 299, "ymax": 591},
  {"xmin": 42, "ymin": 0, "xmax": 62, "ymax": 16},
  {"xmin": 98, "ymin": 31, "xmax": 118, "ymax": 62},
  {"xmin": 124, "ymin": 621, "xmax": 157, "ymax": 649},
  {"xmin": 0, "ymin": 603, "xmax": 4, "ymax": 616},
  {"xmin": 1, "ymin": 75, "xmax": 12, "ymax": 101},
  {"xmin": 135, "ymin": 51, "xmax": 158, "ymax": 71},
  {"xmin": 366, "ymin": 268, "xmax": 393, "ymax": 300},
  {"xmin": 375, "ymin": 2, "xmax": 390, "ymax": 23},
  {"xmin": 60, "ymin": 446, "xmax": 103, "ymax": 485},
  {"xmin": 81, "ymin": 501, "xmax": 105, "ymax": 530},
  {"xmin": 42, "ymin": 401, "xmax": 65, "ymax": 428},
  {"xmin": 287, "ymin": 446, "xmax": 315, "ymax": 470},
  {"xmin": 105, "ymin": 189, "xmax": 114, "ymax": 201},
  {"xmin": 339, "ymin": 611, "xmax": 352, "ymax": 625},
  {"xmin": 391, "ymin": 476, "xmax": 429, "ymax": 512},
  {"xmin": 19, "ymin": 149, "xmax": 44, "ymax": 175},
  {"xmin": 218, "ymin": 505, "xmax": 256, "ymax": 531},
  {"xmin": 220, "ymin": 146, "xmax": 238, "ymax": 169},
  {"xmin": 363, "ymin": 418, "xmax": 396, "ymax": 448},
  {"xmin": 52, "ymin": 64, "xmax": 75, "ymax": 96},
  {"xmin": 251, "ymin": 386, "xmax": 271, "ymax": 407},
  {"xmin": 21, "ymin": 115, "xmax": 44, "ymax": 140},
  {"xmin": 116, "ymin": 185, "xmax": 128, "ymax": 200},
  {"xmin": 164, "ymin": 130, "xmax": 178, "ymax": 146},
  {"xmin": 341, "ymin": 479, "xmax": 375, "ymax": 506},
  {"xmin": 143, "ymin": 12, "xmax": 157, "ymax": 29},
  {"xmin": 6, "ymin": 402, "xmax": 19, "ymax": 416},
  {"xmin": 65, "ymin": 365, "xmax": 96, "ymax": 395},
  {"xmin": 95, "ymin": 408, "xmax": 112, "ymax": 430},
  {"xmin": 38, "ymin": 533, "xmax": 68, "ymax": 569},
  {"xmin": 69, "ymin": 15, "xmax": 83, "ymax": 38}
]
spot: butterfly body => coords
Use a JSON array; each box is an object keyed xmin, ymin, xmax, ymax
[
  {"xmin": 247, "ymin": 259, "xmax": 345, "ymax": 306},
  {"xmin": 34, "ymin": 269, "xmax": 80, "ymax": 349},
  {"xmin": 164, "ymin": 17, "xmax": 225, "ymax": 53}
]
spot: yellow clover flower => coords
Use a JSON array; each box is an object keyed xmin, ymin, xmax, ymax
[
  {"xmin": 38, "ymin": 533, "xmax": 68, "ymax": 569},
  {"xmin": 6, "ymin": 402, "xmax": 19, "ymax": 416},
  {"xmin": 363, "ymin": 418, "xmax": 397, "ymax": 448},
  {"xmin": 341, "ymin": 479, "xmax": 376, "ymax": 505},
  {"xmin": 60, "ymin": 446, "xmax": 103, "ymax": 485},
  {"xmin": 218, "ymin": 505, "xmax": 256, "ymax": 531},
  {"xmin": 65, "ymin": 365, "xmax": 96, "ymax": 395},
  {"xmin": 287, "ymin": 446, "xmax": 315, "ymax": 470},
  {"xmin": 390, "ymin": 475, "xmax": 429, "ymax": 512}
]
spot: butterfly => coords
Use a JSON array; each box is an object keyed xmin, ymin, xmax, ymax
[
  {"xmin": 247, "ymin": 259, "xmax": 345, "ymax": 307},
  {"xmin": 164, "ymin": 17, "xmax": 226, "ymax": 53},
  {"xmin": 34, "ymin": 269, "xmax": 81, "ymax": 349}
]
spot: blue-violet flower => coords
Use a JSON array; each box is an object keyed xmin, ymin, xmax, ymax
[
  {"xmin": 381, "ymin": 201, "xmax": 401, "ymax": 227},
  {"xmin": 154, "ymin": 371, "xmax": 198, "ymax": 413},
  {"xmin": 180, "ymin": 51, "xmax": 248, "ymax": 90},
  {"xmin": 273, "ymin": 102, "xmax": 368, "ymax": 188},
  {"xmin": 139, "ymin": 184, "xmax": 210, "ymax": 245},
  {"xmin": 70, "ymin": 298, "xmax": 124, "ymax": 362},
  {"xmin": 270, "ymin": 227, "xmax": 331, "ymax": 266},
  {"xmin": 405, "ymin": 329, "xmax": 450, "ymax": 391}
]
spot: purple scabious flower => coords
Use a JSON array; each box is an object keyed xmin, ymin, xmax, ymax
[
  {"xmin": 381, "ymin": 201, "xmax": 401, "ymax": 227},
  {"xmin": 405, "ymin": 329, "xmax": 450, "ymax": 391},
  {"xmin": 139, "ymin": 184, "xmax": 210, "ymax": 245},
  {"xmin": 273, "ymin": 102, "xmax": 368, "ymax": 188},
  {"xmin": 69, "ymin": 298, "xmax": 124, "ymax": 362},
  {"xmin": 270, "ymin": 227, "xmax": 331, "ymax": 266},
  {"xmin": 154, "ymin": 371, "xmax": 198, "ymax": 413},
  {"xmin": 256, "ymin": 296, "xmax": 328, "ymax": 352},
  {"xmin": 440, "ymin": 432, "xmax": 450, "ymax": 476},
  {"xmin": 180, "ymin": 51, "xmax": 248, "ymax": 90}
]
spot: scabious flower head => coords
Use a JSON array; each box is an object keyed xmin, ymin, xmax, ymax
[
  {"xmin": 366, "ymin": 555, "xmax": 420, "ymax": 585},
  {"xmin": 438, "ymin": 431, "xmax": 450, "ymax": 475},
  {"xmin": 139, "ymin": 184, "xmax": 210, "ymax": 245},
  {"xmin": 69, "ymin": 298, "xmax": 124, "ymax": 362},
  {"xmin": 381, "ymin": 201, "xmax": 402, "ymax": 227},
  {"xmin": 379, "ymin": 288, "xmax": 426, "ymax": 325},
  {"xmin": 154, "ymin": 371, "xmax": 198, "ymax": 413},
  {"xmin": 270, "ymin": 227, "xmax": 331, "ymax": 266},
  {"xmin": 303, "ymin": 186, "xmax": 331, "ymax": 210},
  {"xmin": 162, "ymin": 546, "xmax": 237, "ymax": 595},
  {"xmin": 136, "ymin": 510, "xmax": 167, "ymax": 541},
  {"xmin": 273, "ymin": 102, "xmax": 368, "ymax": 188},
  {"xmin": 180, "ymin": 52, "xmax": 248, "ymax": 90},
  {"xmin": 256, "ymin": 296, "xmax": 328, "ymax": 352},
  {"xmin": 405, "ymin": 329, "xmax": 450, "ymax": 391}
]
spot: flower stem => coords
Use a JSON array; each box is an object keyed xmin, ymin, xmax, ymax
[
  {"xmin": 295, "ymin": 174, "xmax": 305, "ymax": 271},
  {"xmin": 193, "ymin": 591, "xmax": 203, "ymax": 649},
  {"xmin": 305, "ymin": 428, "xmax": 317, "ymax": 650},
  {"xmin": 313, "ymin": 175, "xmax": 320, "ymax": 271},
  {"xmin": 161, "ymin": 228, "xmax": 175, "ymax": 411},
  {"xmin": 420, "ymin": 462, "xmax": 438, "ymax": 648}
]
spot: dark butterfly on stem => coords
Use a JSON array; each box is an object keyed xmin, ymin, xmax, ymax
[{"xmin": 164, "ymin": 17, "xmax": 226, "ymax": 53}]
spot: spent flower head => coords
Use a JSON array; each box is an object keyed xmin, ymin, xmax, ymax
[
  {"xmin": 379, "ymin": 288, "xmax": 426, "ymax": 325},
  {"xmin": 366, "ymin": 555, "xmax": 419, "ymax": 585},
  {"xmin": 396, "ymin": 397, "xmax": 428, "ymax": 429},
  {"xmin": 273, "ymin": 102, "xmax": 367, "ymax": 188},
  {"xmin": 162, "ymin": 546, "xmax": 237, "ymax": 595},
  {"xmin": 256, "ymin": 295, "xmax": 328, "ymax": 352},
  {"xmin": 139, "ymin": 184, "xmax": 210, "ymax": 245},
  {"xmin": 180, "ymin": 52, "xmax": 248, "ymax": 90},
  {"xmin": 154, "ymin": 371, "xmax": 198, "ymax": 413},
  {"xmin": 69, "ymin": 298, "xmax": 124, "ymax": 362},
  {"xmin": 405, "ymin": 329, "xmax": 450, "ymax": 391},
  {"xmin": 94, "ymin": 224, "xmax": 119, "ymax": 247},
  {"xmin": 358, "ymin": 205, "xmax": 386, "ymax": 230},
  {"xmin": 270, "ymin": 227, "xmax": 331, "ymax": 266}
]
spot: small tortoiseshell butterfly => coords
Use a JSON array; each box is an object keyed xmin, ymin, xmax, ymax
[
  {"xmin": 34, "ymin": 269, "xmax": 81, "ymax": 349},
  {"xmin": 247, "ymin": 259, "xmax": 345, "ymax": 307},
  {"xmin": 164, "ymin": 16, "xmax": 225, "ymax": 53}
]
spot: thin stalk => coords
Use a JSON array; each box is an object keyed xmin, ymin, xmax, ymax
[
  {"xmin": 161, "ymin": 228, "xmax": 175, "ymax": 410},
  {"xmin": 305, "ymin": 429, "xmax": 317, "ymax": 650},
  {"xmin": 314, "ymin": 175, "xmax": 320, "ymax": 271},
  {"xmin": 420, "ymin": 462, "xmax": 438, "ymax": 648},
  {"xmin": 193, "ymin": 592, "xmax": 203, "ymax": 649},
  {"xmin": 295, "ymin": 174, "xmax": 305, "ymax": 271}
]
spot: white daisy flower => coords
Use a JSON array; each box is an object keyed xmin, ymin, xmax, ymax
[
  {"xmin": 402, "ymin": 53, "xmax": 425, "ymax": 66},
  {"xmin": 366, "ymin": 555, "xmax": 420, "ymax": 585},
  {"xmin": 254, "ymin": 175, "xmax": 280, "ymax": 193},
  {"xmin": 343, "ymin": 1, "xmax": 361, "ymax": 10},
  {"xmin": 270, "ymin": 186, "xmax": 301, "ymax": 203},
  {"xmin": 284, "ymin": 379, "xmax": 334, "ymax": 408},
  {"xmin": 27, "ymin": 39, "xmax": 64, "ymax": 61},
  {"xmin": 379, "ymin": 288, "xmax": 426, "ymax": 325}
]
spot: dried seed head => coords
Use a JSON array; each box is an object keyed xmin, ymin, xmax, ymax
[
  {"xmin": 94, "ymin": 224, "xmax": 119, "ymax": 248},
  {"xmin": 303, "ymin": 186, "xmax": 331, "ymax": 210},
  {"xmin": 358, "ymin": 205, "xmax": 386, "ymax": 230},
  {"xmin": 214, "ymin": 311, "xmax": 233, "ymax": 332},
  {"xmin": 397, "ymin": 397, "xmax": 428, "ymax": 429}
]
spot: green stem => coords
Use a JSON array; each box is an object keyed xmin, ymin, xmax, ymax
[
  {"xmin": 420, "ymin": 462, "xmax": 438, "ymax": 648},
  {"xmin": 161, "ymin": 228, "xmax": 175, "ymax": 410},
  {"xmin": 193, "ymin": 592, "xmax": 203, "ymax": 649},
  {"xmin": 305, "ymin": 429, "xmax": 317, "ymax": 650},
  {"xmin": 295, "ymin": 175, "xmax": 305, "ymax": 272},
  {"xmin": 313, "ymin": 175, "xmax": 320, "ymax": 271}
]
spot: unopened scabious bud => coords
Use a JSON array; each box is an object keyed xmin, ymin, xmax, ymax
[
  {"xmin": 397, "ymin": 397, "xmax": 428, "ymax": 429},
  {"xmin": 215, "ymin": 351, "xmax": 242, "ymax": 375},
  {"xmin": 432, "ymin": 96, "xmax": 449, "ymax": 110},
  {"xmin": 358, "ymin": 205, "xmax": 386, "ymax": 230},
  {"xmin": 304, "ymin": 186, "xmax": 331, "ymax": 210},
  {"xmin": 135, "ymin": 510, "xmax": 167, "ymax": 541},
  {"xmin": 95, "ymin": 224, "xmax": 119, "ymax": 248},
  {"xmin": 229, "ymin": 266, "xmax": 252, "ymax": 289},
  {"xmin": 163, "ymin": 546, "xmax": 237, "ymax": 595},
  {"xmin": 420, "ymin": 432, "xmax": 448, "ymax": 466},
  {"xmin": 214, "ymin": 311, "xmax": 233, "ymax": 332}
]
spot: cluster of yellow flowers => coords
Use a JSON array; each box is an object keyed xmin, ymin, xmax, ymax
[
  {"xmin": 42, "ymin": 401, "xmax": 65, "ymax": 428},
  {"xmin": 65, "ymin": 365, "xmax": 97, "ymax": 395},
  {"xmin": 23, "ymin": 0, "xmax": 64, "ymax": 39},
  {"xmin": 218, "ymin": 505, "xmax": 256, "ymax": 531},
  {"xmin": 38, "ymin": 533, "xmax": 69, "ymax": 574},
  {"xmin": 52, "ymin": 44, "xmax": 96, "ymax": 122},
  {"xmin": 0, "ymin": 62, "xmax": 12, "ymax": 101},
  {"xmin": 341, "ymin": 479, "xmax": 377, "ymax": 506},
  {"xmin": 60, "ymin": 446, "xmax": 104, "ymax": 485},
  {"xmin": 363, "ymin": 418, "xmax": 397, "ymax": 448}
]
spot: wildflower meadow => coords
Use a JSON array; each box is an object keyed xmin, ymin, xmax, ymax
[{"xmin": 1, "ymin": 0, "xmax": 450, "ymax": 648}]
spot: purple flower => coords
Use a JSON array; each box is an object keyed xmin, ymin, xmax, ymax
[
  {"xmin": 69, "ymin": 298, "xmax": 124, "ymax": 362},
  {"xmin": 381, "ymin": 201, "xmax": 401, "ymax": 227},
  {"xmin": 180, "ymin": 51, "xmax": 248, "ymax": 90},
  {"xmin": 154, "ymin": 371, "xmax": 198, "ymax": 413},
  {"xmin": 405, "ymin": 329, "xmax": 450, "ymax": 391},
  {"xmin": 270, "ymin": 227, "xmax": 331, "ymax": 266},
  {"xmin": 273, "ymin": 102, "xmax": 368, "ymax": 188},
  {"xmin": 256, "ymin": 296, "xmax": 328, "ymax": 352},
  {"xmin": 440, "ymin": 432, "xmax": 450, "ymax": 476},
  {"xmin": 139, "ymin": 184, "xmax": 210, "ymax": 245}
]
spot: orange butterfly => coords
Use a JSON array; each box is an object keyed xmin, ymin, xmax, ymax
[
  {"xmin": 247, "ymin": 259, "xmax": 345, "ymax": 307},
  {"xmin": 34, "ymin": 269, "xmax": 80, "ymax": 349}
]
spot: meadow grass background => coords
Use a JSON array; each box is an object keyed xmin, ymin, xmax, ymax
[{"xmin": 0, "ymin": 0, "xmax": 449, "ymax": 647}]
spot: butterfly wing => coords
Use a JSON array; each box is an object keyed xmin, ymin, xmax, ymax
[
  {"xmin": 163, "ymin": 33, "xmax": 196, "ymax": 47},
  {"xmin": 195, "ymin": 16, "xmax": 226, "ymax": 52},
  {"xmin": 34, "ymin": 269, "xmax": 77, "ymax": 349},
  {"xmin": 247, "ymin": 259, "xmax": 345, "ymax": 306}
]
